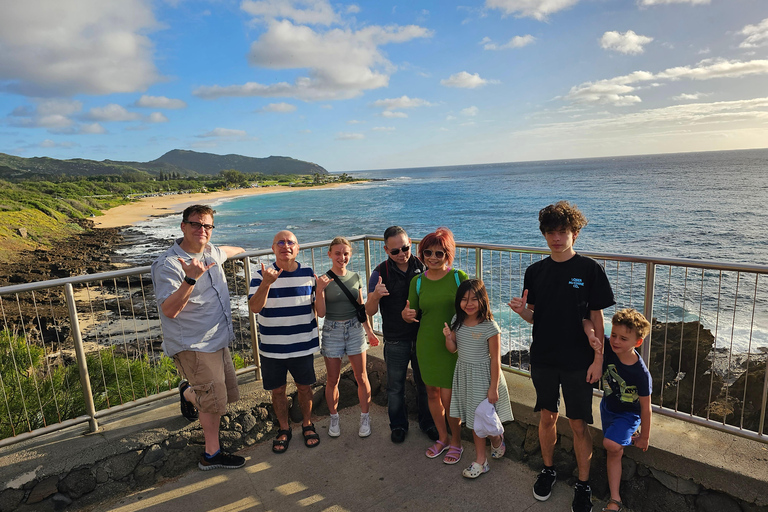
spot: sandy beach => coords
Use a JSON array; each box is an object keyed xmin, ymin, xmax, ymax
[{"xmin": 93, "ymin": 182, "xmax": 349, "ymax": 229}]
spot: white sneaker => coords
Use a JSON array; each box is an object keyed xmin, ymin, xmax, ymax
[
  {"xmin": 328, "ymin": 414, "xmax": 340, "ymax": 437},
  {"xmin": 359, "ymin": 413, "xmax": 371, "ymax": 437}
]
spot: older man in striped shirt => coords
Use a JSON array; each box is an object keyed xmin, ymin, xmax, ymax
[{"xmin": 248, "ymin": 230, "xmax": 321, "ymax": 453}]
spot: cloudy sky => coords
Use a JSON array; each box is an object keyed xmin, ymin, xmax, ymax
[{"xmin": 1, "ymin": 0, "xmax": 767, "ymax": 171}]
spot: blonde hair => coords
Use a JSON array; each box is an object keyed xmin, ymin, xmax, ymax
[{"xmin": 328, "ymin": 236, "xmax": 352, "ymax": 252}]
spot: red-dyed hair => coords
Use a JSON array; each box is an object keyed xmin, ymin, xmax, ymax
[{"xmin": 418, "ymin": 227, "xmax": 455, "ymax": 267}]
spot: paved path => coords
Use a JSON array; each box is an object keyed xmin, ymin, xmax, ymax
[{"xmin": 89, "ymin": 403, "xmax": 576, "ymax": 512}]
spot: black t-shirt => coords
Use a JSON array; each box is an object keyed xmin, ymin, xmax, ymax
[
  {"xmin": 523, "ymin": 253, "xmax": 615, "ymax": 369},
  {"xmin": 601, "ymin": 341, "xmax": 652, "ymax": 415},
  {"xmin": 368, "ymin": 256, "xmax": 424, "ymax": 341}
]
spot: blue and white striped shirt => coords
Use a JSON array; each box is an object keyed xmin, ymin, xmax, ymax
[{"xmin": 248, "ymin": 262, "xmax": 320, "ymax": 359}]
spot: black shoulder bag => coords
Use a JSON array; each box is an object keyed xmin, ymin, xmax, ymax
[{"xmin": 325, "ymin": 270, "xmax": 368, "ymax": 324}]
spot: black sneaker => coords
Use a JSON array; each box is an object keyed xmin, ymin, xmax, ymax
[
  {"xmin": 198, "ymin": 451, "xmax": 246, "ymax": 471},
  {"xmin": 571, "ymin": 482, "xmax": 593, "ymax": 512},
  {"xmin": 391, "ymin": 428, "xmax": 407, "ymax": 443},
  {"xmin": 533, "ymin": 467, "xmax": 557, "ymax": 501},
  {"xmin": 424, "ymin": 426, "xmax": 440, "ymax": 441}
]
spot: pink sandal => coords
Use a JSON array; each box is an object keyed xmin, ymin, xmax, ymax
[
  {"xmin": 443, "ymin": 445, "xmax": 464, "ymax": 465},
  {"xmin": 426, "ymin": 440, "xmax": 449, "ymax": 459}
]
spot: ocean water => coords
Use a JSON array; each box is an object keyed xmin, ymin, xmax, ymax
[{"xmin": 119, "ymin": 148, "xmax": 768, "ymax": 353}]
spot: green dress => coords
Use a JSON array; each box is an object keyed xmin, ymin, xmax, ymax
[{"xmin": 408, "ymin": 269, "xmax": 468, "ymax": 388}]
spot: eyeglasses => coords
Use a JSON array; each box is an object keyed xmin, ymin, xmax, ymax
[
  {"xmin": 422, "ymin": 249, "xmax": 445, "ymax": 259},
  {"xmin": 276, "ymin": 240, "xmax": 297, "ymax": 248},
  {"xmin": 388, "ymin": 245, "xmax": 410, "ymax": 256},
  {"xmin": 185, "ymin": 221, "xmax": 215, "ymax": 231}
]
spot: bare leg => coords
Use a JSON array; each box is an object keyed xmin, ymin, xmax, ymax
[
  {"xmin": 271, "ymin": 385, "xmax": 290, "ymax": 431},
  {"xmin": 297, "ymin": 383, "xmax": 318, "ymax": 446},
  {"xmin": 603, "ymin": 438, "xmax": 624, "ymax": 510},
  {"xmin": 472, "ymin": 430, "xmax": 487, "ymax": 465},
  {"xmin": 348, "ymin": 353, "xmax": 371, "ymax": 414},
  {"xmin": 440, "ymin": 387, "xmax": 462, "ymax": 449},
  {"xmin": 199, "ymin": 412, "xmax": 221, "ymax": 455},
  {"xmin": 426, "ymin": 385, "xmax": 448, "ymax": 444},
  {"xmin": 539, "ymin": 409, "xmax": 558, "ymax": 466},
  {"xmin": 324, "ymin": 357, "xmax": 342, "ymax": 415},
  {"xmin": 569, "ymin": 418, "xmax": 593, "ymax": 481}
]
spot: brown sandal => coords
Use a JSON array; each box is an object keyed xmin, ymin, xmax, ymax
[{"xmin": 601, "ymin": 498, "xmax": 624, "ymax": 511}]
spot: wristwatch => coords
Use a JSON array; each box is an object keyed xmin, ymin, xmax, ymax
[{"xmin": 184, "ymin": 276, "xmax": 197, "ymax": 286}]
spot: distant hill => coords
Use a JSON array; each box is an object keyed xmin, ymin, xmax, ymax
[{"xmin": 0, "ymin": 149, "xmax": 328, "ymax": 180}]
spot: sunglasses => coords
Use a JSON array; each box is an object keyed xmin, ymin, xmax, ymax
[
  {"xmin": 388, "ymin": 245, "xmax": 410, "ymax": 256},
  {"xmin": 276, "ymin": 240, "xmax": 297, "ymax": 247},
  {"xmin": 422, "ymin": 249, "xmax": 446, "ymax": 259},
  {"xmin": 184, "ymin": 221, "xmax": 215, "ymax": 231}
]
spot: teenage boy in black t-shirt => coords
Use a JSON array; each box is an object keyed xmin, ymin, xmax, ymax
[{"xmin": 509, "ymin": 201, "xmax": 615, "ymax": 512}]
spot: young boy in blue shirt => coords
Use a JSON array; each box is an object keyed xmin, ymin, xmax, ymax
[{"xmin": 586, "ymin": 308, "xmax": 652, "ymax": 512}]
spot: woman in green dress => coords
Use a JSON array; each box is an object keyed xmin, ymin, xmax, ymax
[{"xmin": 402, "ymin": 227, "xmax": 467, "ymax": 464}]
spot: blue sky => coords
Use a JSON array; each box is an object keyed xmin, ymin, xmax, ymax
[{"xmin": 1, "ymin": 0, "xmax": 767, "ymax": 172}]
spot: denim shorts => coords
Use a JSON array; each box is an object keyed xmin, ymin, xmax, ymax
[{"xmin": 321, "ymin": 318, "xmax": 368, "ymax": 358}]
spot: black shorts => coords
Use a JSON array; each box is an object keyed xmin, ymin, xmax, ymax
[
  {"xmin": 530, "ymin": 363, "xmax": 594, "ymax": 423},
  {"xmin": 261, "ymin": 354, "xmax": 316, "ymax": 391}
]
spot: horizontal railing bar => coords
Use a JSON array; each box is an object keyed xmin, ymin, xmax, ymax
[
  {"xmin": 3, "ymin": 236, "xmax": 767, "ymax": 296},
  {"xmin": 0, "ymin": 415, "xmax": 92, "ymax": 450}
]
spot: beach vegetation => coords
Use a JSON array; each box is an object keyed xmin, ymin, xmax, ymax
[{"xmin": 0, "ymin": 329, "xmax": 181, "ymax": 440}]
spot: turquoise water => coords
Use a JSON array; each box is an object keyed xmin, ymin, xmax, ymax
[{"xmin": 123, "ymin": 148, "xmax": 768, "ymax": 353}]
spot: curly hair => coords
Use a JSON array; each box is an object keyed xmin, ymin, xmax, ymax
[
  {"xmin": 418, "ymin": 227, "xmax": 455, "ymax": 267},
  {"xmin": 612, "ymin": 308, "xmax": 651, "ymax": 342},
  {"xmin": 538, "ymin": 201, "xmax": 588, "ymax": 234}
]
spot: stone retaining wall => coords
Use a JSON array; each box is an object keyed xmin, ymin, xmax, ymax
[{"xmin": 0, "ymin": 358, "xmax": 765, "ymax": 511}]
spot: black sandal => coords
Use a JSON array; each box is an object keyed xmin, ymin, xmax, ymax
[
  {"xmin": 302, "ymin": 423, "xmax": 320, "ymax": 448},
  {"xmin": 178, "ymin": 380, "xmax": 198, "ymax": 422},
  {"xmin": 272, "ymin": 429, "xmax": 292, "ymax": 454}
]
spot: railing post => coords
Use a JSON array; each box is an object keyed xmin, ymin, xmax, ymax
[
  {"xmin": 642, "ymin": 262, "xmax": 656, "ymax": 365},
  {"xmin": 64, "ymin": 283, "xmax": 99, "ymax": 433},
  {"xmin": 475, "ymin": 248, "xmax": 483, "ymax": 280},
  {"xmin": 242, "ymin": 256, "xmax": 261, "ymax": 381},
  {"xmin": 363, "ymin": 236, "xmax": 372, "ymax": 285}
]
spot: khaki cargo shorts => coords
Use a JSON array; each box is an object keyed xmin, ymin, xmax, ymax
[{"xmin": 173, "ymin": 348, "xmax": 239, "ymax": 415}]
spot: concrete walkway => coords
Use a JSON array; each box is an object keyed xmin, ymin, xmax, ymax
[{"xmin": 86, "ymin": 403, "xmax": 575, "ymax": 512}]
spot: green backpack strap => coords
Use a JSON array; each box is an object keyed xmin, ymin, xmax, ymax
[{"xmin": 416, "ymin": 269, "xmax": 461, "ymax": 296}]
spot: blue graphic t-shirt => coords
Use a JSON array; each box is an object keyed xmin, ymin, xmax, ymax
[{"xmin": 601, "ymin": 340, "xmax": 652, "ymax": 415}]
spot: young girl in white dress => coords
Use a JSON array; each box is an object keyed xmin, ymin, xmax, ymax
[{"xmin": 443, "ymin": 279, "xmax": 514, "ymax": 478}]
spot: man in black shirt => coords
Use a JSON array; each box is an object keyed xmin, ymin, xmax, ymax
[
  {"xmin": 509, "ymin": 202, "xmax": 615, "ymax": 512},
  {"xmin": 366, "ymin": 226, "xmax": 437, "ymax": 443}
]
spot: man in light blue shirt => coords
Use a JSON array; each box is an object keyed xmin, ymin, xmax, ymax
[{"xmin": 151, "ymin": 204, "xmax": 245, "ymax": 470}]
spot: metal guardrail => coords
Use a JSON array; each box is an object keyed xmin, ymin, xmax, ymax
[{"xmin": 1, "ymin": 235, "xmax": 766, "ymax": 448}]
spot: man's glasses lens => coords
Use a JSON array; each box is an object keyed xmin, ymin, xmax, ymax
[
  {"xmin": 423, "ymin": 249, "xmax": 445, "ymax": 259},
  {"xmin": 186, "ymin": 221, "xmax": 215, "ymax": 231},
  {"xmin": 277, "ymin": 240, "xmax": 296, "ymax": 247},
  {"xmin": 389, "ymin": 245, "xmax": 410, "ymax": 256}
]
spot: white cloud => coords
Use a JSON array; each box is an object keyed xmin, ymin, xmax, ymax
[
  {"xmin": 600, "ymin": 30, "xmax": 653, "ymax": 55},
  {"xmin": 446, "ymin": 114, "xmax": 457, "ymax": 121},
  {"xmin": 198, "ymin": 128, "xmax": 248, "ymax": 138},
  {"xmin": 194, "ymin": 18, "xmax": 432, "ymax": 101},
  {"xmin": 372, "ymin": 126, "xmax": 395, "ymax": 131},
  {"xmin": 482, "ymin": 35, "xmax": 535, "ymax": 50},
  {"xmin": 79, "ymin": 123, "xmax": 107, "ymax": 134},
  {"xmin": 346, "ymin": 5, "xmax": 360, "ymax": 14},
  {"xmin": 381, "ymin": 111, "xmax": 408, "ymax": 118},
  {"xmin": 335, "ymin": 132, "xmax": 364, "ymax": 140},
  {"xmin": 86, "ymin": 104, "xmax": 142, "ymax": 122},
  {"xmin": 372, "ymin": 96, "xmax": 433, "ymax": 110},
  {"xmin": 134, "ymin": 95, "xmax": 188, "ymax": 109},
  {"xmin": 461, "ymin": 106, "xmax": 479, "ymax": 117},
  {"xmin": 347, "ymin": 119, "xmax": 362, "ymax": 124},
  {"xmin": 38, "ymin": 139, "xmax": 78, "ymax": 149},
  {"xmin": 0, "ymin": 0, "xmax": 160, "ymax": 96},
  {"xmin": 147, "ymin": 112, "xmax": 169, "ymax": 123},
  {"xmin": 241, "ymin": 0, "xmax": 338, "ymax": 25},
  {"xmin": 672, "ymin": 92, "xmax": 709, "ymax": 101},
  {"xmin": 739, "ymin": 18, "xmax": 768, "ymax": 49},
  {"xmin": 441, "ymin": 71, "xmax": 494, "ymax": 88},
  {"xmin": 638, "ymin": 0, "xmax": 710, "ymax": 5},
  {"xmin": 565, "ymin": 59, "xmax": 768, "ymax": 106},
  {"xmin": 485, "ymin": 0, "xmax": 581, "ymax": 21},
  {"xmin": 260, "ymin": 102, "xmax": 297, "ymax": 112}
]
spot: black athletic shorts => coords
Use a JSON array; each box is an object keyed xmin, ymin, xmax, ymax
[{"xmin": 530, "ymin": 363, "xmax": 594, "ymax": 424}]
